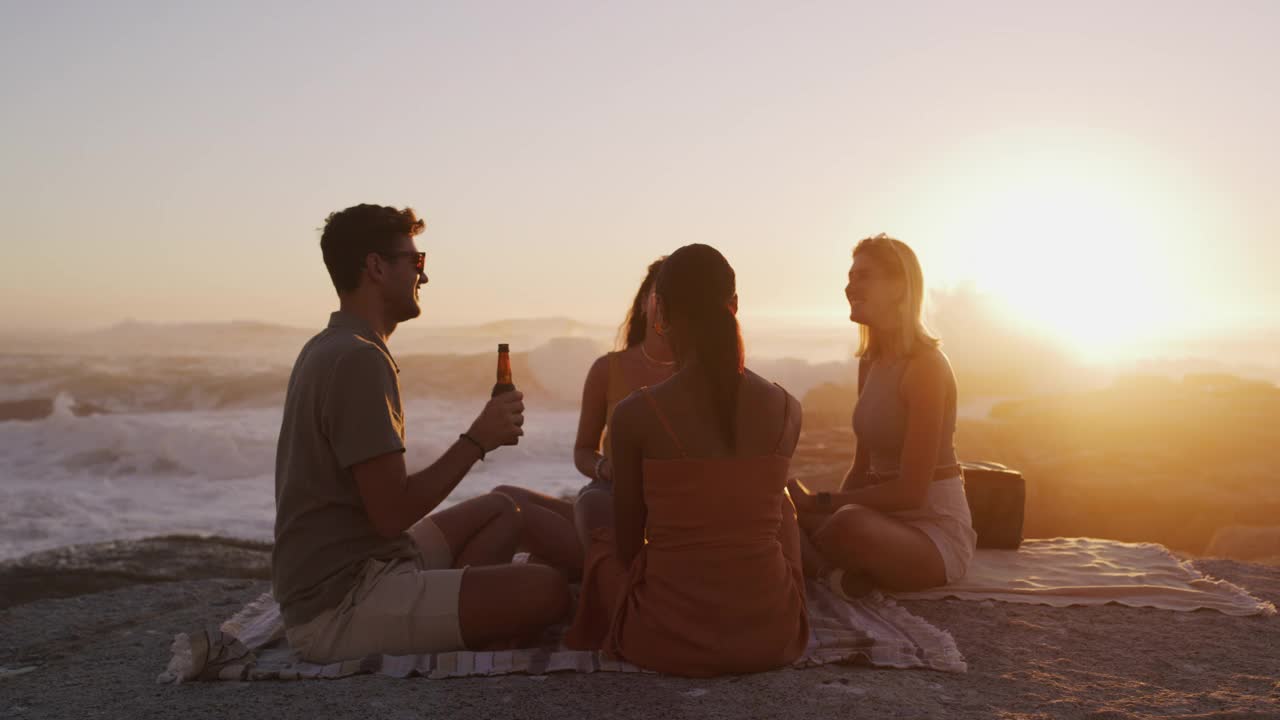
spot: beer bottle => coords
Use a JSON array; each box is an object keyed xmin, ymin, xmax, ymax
[{"xmin": 492, "ymin": 343, "xmax": 516, "ymax": 397}]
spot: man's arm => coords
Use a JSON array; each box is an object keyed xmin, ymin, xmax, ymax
[
  {"xmin": 354, "ymin": 391, "xmax": 525, "ymax": 539},
  {"xmin": 353, "ymin": 438, "xmax": 477, "ymax": 539}
]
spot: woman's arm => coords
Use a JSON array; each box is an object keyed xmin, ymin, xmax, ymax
[
  {"xmin": 609, "ymin": 396, "xmax": 647, "ymax": 567},
  {"xmin": 778, "ymin": 492, "xmax": 804, "ymax": 572},
  {"xmin": 839, "ymin": 442, "xmax": 870, "ymax": 491},
  {"xmin": 572, "ymin": 355, "xmax": 613, "ymax": 482},
  {"xmin": 840, "ymin": 356, "xmax": 872, "ymax": 491},
  {"xmin": 800, "ymin": 352, "xmax": 947, "ymax": 513},
  {"xmin": 775, "ymin": 392, "xmax": 808, "ymax": 569}
]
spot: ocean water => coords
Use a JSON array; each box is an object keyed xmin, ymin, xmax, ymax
[
  {"xmin": 0, "ymin": 347, "xmax": 597, "ymax": 561},
  {"xmin": 15, "ymin": 311, "xmax": 1220, "ymax": 560},
  {"xmin": 0, "ymin": 320, "xmax": 879, "ymax": 560}
]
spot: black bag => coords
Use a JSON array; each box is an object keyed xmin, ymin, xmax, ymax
[{"xmin": 961, "ymin": 461, "xmax": 1025, "ymax": 549}]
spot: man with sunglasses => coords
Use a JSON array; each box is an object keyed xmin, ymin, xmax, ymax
[{"xmin": 272, "ymin": 203, "xmax": 569, "ymax": 663}]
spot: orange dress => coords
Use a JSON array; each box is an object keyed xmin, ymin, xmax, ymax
[{"xmin": 565, "ymin": 390, "xmax": 809, "ymax": 677}]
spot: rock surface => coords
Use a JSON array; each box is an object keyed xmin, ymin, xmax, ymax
[{"xmin": 1, "ymin": 537, "xmax": 1277, "ymax": 719}]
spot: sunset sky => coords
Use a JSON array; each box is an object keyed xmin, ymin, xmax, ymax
[{"xmin": 2, "ymin": 1, "xmax": 1276, "ymax": 362}]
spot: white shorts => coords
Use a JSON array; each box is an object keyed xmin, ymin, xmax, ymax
[
  {"xmin": 890, "ymin": 476, "xmax": 978, "ymax": 584},
  {"xmin": 285, "ymin": 517, "xmax": 467, "ymax": 663}
]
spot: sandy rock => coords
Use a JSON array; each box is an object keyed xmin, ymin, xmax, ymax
[{"xmin": 0, "ymin": 543, "xmax": 1276, "ymax": 719}]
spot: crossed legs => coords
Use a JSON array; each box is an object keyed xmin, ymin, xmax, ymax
[
  {"xmin": 415, "ymin": 493, "xmax": 571, "ymax": 648},
  {"xmin": 801, "ymin": 504, "xmax": 947, "ymax": 593}
]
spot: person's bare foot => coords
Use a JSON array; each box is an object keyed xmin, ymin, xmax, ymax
[{"xmin": 827, "ymin": 568, "xmax": 875, "ymax": 600}]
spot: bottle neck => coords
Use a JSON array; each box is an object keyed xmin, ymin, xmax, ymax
[{"xmin": 496, "ymin": 352, "xmax": 513, "ymax": 384}]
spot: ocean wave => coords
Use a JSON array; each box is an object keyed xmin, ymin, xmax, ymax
[
  {"xmin": 0, "ymin": 394, "xmax": 586, "ymax": 560},
  {"xmin": 1, "ymin": 400, "xmax": 278, "ymax": 480},
  {"xmin": 0, "ymin": 337, "xmax": 865, "ymax": 561}
]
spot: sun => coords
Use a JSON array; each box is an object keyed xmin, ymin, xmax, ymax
[
  {"xmin": 916, "ymin": 136, "xmax": 1197, "ymax": 363},
  {"xmin": 969, "ymin": 177, "xmax": 1170, "ymax": 357}
]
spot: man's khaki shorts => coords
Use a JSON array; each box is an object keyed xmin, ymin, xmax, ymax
[{"xmin": 286, "ymin": 517, "xmax": 466, "ymax": 663}]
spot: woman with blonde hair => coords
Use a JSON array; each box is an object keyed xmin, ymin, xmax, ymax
[{"xmin": 789, "ymin": 234, "xmax": 976, "ymax": 596}]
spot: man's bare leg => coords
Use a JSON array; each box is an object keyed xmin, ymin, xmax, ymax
[
  {"xmin": 457, "ymin": 564, "xmax": 571, "ymax": 649},
  {"xmin": 491, "ymin": 485, "xmax": 574, "ymax": 522},
  {"xmin": 424, "ymin": 493, "xmax": 523, "ymax": 567},
  {"xmin": 491, "ymin": 485, "xmax": 583, "ymax": 573},
  {"xmin": 412, "ymin": 495, "xmax": 570, "ymax": 649}
]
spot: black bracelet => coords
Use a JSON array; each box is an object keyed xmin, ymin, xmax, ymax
[{"xmin": 459, "ymin": 433, "xmax": 486, "ymax": 461}]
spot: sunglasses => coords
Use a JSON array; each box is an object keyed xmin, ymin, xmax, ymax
[{"xmin": 379, "ymin": 251, "xmax": 426, "ymax": 272}]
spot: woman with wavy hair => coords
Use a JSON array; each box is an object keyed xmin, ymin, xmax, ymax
[
  {"xmin": 493, "ymin": 258, "xmax": 674, "ymax": 572},
  {"xmin": 789, "ymin": 234, "xmax": 977, "ymax": 597},
  {"xmin": 565, "ymin": 244, "xmax": 808, "ymax": 677}
]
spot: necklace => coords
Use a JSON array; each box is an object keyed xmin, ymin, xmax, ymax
[{"xmin": 640, "ymin": 343, "xmax": 675, "ymax": 367}]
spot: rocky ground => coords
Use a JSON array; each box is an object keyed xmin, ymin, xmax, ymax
[{"xmin": 1, "ymin": 536, "xmax": 1276, "ymax": 720}]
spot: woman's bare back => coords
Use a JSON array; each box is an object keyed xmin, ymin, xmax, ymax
[{"xmin": 636, "ymin": 369, "xmax": 801, "ymax": 461}]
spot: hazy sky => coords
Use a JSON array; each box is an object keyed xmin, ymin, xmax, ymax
[{"xmin": 2, "ymin": 1, "xmax": 1276, "ymax": 358}]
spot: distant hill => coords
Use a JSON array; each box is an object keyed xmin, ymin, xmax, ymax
[{"xmin": 0, "ymin": 317, "xmax": 616, "ymax": 360}]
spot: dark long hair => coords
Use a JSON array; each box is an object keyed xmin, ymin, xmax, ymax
[
  {"xmin": 615, "ymin": 257, "xmax": 666, "ymax": 350},
  {"xmin": 655, "ymin": 244, "xmax": 744, "ymax": 448}
]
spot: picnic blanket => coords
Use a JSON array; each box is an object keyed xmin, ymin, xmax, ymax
[
  {"xmin": 892, "ymin": 537, "xmax": 1276, "ymax": 616},
  {"xmin": 158, "ymin": 578, "xmax": 966, "ymax": 683}
]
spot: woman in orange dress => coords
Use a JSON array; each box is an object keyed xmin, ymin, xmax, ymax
[
  {"xmin": 565, "ymin": 244, "xmax": 809, "ymax": 677},
  {"xmin": 493, "ymin": 258, "xmax": 674, "ymax": 572}
]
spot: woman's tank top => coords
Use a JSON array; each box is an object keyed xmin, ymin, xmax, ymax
[{"xmin": 852, "ymin": 349, "xmax": 959, "ymax": 477}]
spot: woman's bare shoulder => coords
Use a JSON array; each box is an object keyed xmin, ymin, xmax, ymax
[
  {"xmin": 609, "ymin": 385, "xmax": 650, "ymax": 428},
  {"xmin": 902, "ymin": 345, "xmax": 955, "ymax": 394},
  {"xmin": 743, "ymin": 367, "xmax": 795, "ymax": 401},
  {"xmin": 737, "ymin": 369, "xmax": 797, "ymax": 455},
  {"xmin": 583, "ymin": 352, "xmax": 614, "ymax": 385}
]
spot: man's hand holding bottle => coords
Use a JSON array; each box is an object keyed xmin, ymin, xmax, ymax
[
  {"xmin": 467, "ymin": 390, "xmax": 525, "ymax": 451},
  {"xmin": 464, "ymin": 342, "xmax": 523, "ymax": 454}
]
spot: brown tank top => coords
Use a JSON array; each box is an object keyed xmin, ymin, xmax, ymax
[{"xmin": 852, "ymin": 348, "xmax": 959, "ymax": 477}]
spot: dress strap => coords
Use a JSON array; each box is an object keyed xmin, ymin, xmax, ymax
[
  {"xmin": 641, "ymin": 387, "xmax": 686, "ymax": 457},
  {"xmin": 772, "ymin": 383, "xmax": 791, "ymax": 454}
]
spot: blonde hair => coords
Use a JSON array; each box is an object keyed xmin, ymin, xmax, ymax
[{"xmin": 852, "ymin": 234, "xmax": 939, "ymax": 359}]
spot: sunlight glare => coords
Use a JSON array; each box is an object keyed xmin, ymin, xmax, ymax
[{"xmin": 920, "ymin": 140, "xmax": 1197, "ymax": 363}]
